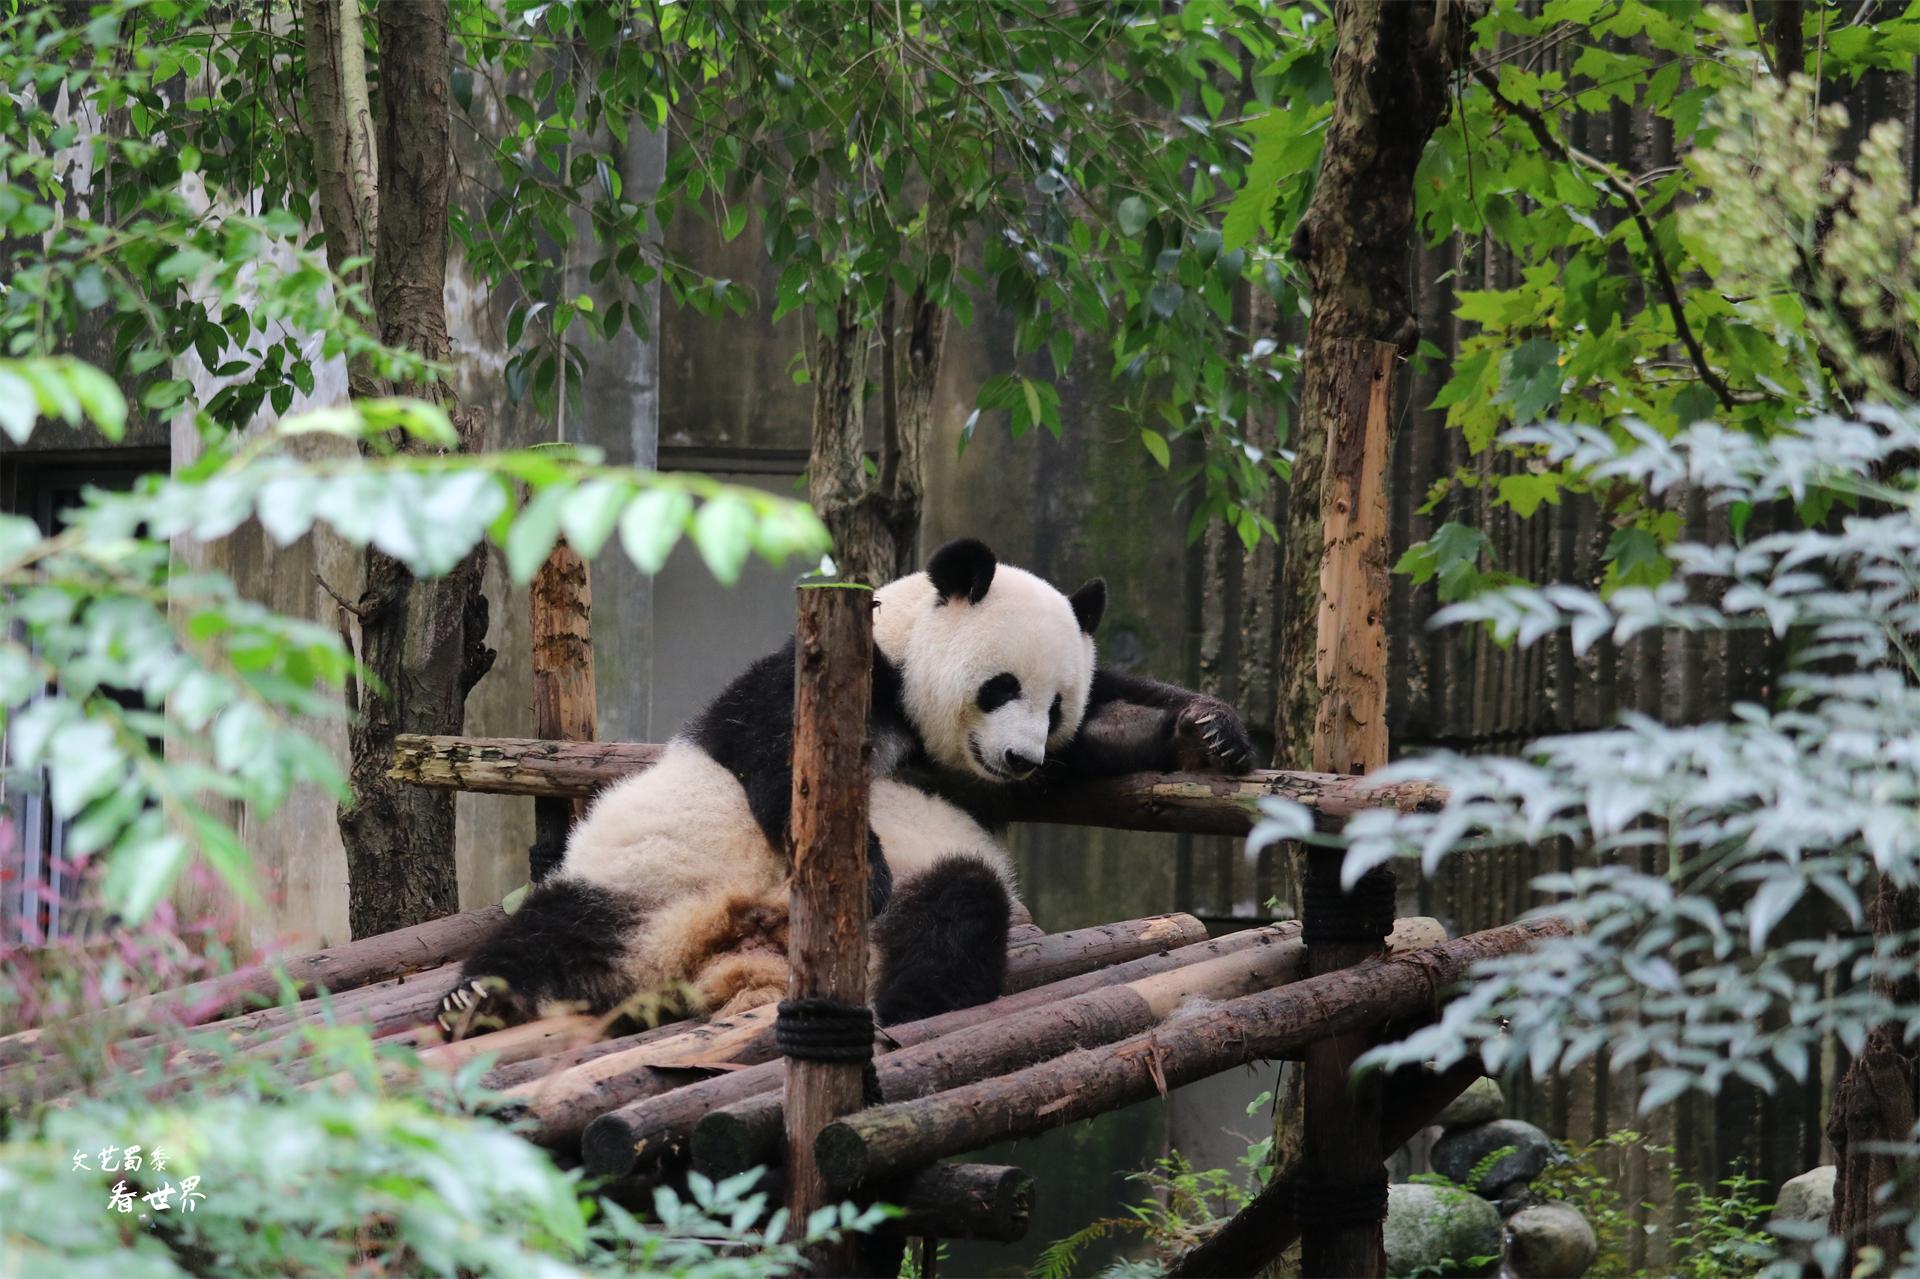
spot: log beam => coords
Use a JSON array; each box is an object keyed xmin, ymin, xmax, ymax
[
  {"xmin": 692, "ymin": 918, "xmax": 1446, "ymax": 1179},
  {"xmin": 578, "ymin": 922, "xmax": 1303, "ymax": 1176},
  {"xmin": 811, "ymin": 918, "xmax": 1572, "ymax": 1190},
  {"xmin": 389, "ymin": 734, "xmax": 1446, "ymax": 835}
]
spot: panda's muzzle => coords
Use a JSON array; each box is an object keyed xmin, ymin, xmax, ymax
[
  {"xmin": 1001, "ymin": 749, "xmax": 1042, "ymax": 778},
  {"xmin": 969, "ymin": 733, "xmax": 1041, "ymax": 782}
]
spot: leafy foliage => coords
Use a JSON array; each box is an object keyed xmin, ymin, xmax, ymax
[
  {"xmin": 450, "ymin": 0, "xmax": 1319, "ymax": 540},
  {"xmin": 1534, "ymin": 1131, "xmax": 1777, "ymax": 1279},
  {"xmin": 0, "ymin": 359, "xmax": 825, "ymax": 922},
  {"xmin": 0, "ymin": 4, "xmax": 426, "ymax": 431},
  {"xmin": 1254, "ymin": 405, "xmax": 1920, "ymax": 1272},
  {"xmin": 0, "ymin": 1012, "xmax": 882, "ymax": 1279}
]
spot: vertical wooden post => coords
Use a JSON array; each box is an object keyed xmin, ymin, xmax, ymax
[
  {"xmin": 784, "ymin": 583, "xmax": 874, "ymax": 1268},
  {"xmin": 528, "ymin": 541, "xmax": 596, "ymax": 881},
  {"xmin": 1300, "ymin": 337, "xmax": 1398, "ymax": 1279}
]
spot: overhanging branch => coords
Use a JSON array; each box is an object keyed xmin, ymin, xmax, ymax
[{"xmin": 1471, "ymin": 66, "xmax": 1738, "ymax": 413}]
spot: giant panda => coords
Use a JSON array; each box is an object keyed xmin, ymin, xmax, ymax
[{"xmin": 437, "ymin": 538, "xmax": 1253, "ymax": 1038}]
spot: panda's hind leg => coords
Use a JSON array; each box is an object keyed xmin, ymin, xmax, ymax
[
  {"xmin": 870, "ymin": 855, "xmax": 1011, "ymax": 1026},
  {"xmin": 437, "ymin": 878, "xmax": 651, "ymax": 1039}
]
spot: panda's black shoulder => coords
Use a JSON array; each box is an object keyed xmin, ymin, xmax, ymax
[{"xmin": 684, "ymin": 637, "xmax": 918, "ymax": 782}]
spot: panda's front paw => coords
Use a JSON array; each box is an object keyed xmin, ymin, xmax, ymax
[
  {"xmin": 1173, "ymin": 697, "xmax": 1256, "ymax": 774},
  {"xmin": 435, "ymin": 976, "xmax": 531, "ymax": 1041}
]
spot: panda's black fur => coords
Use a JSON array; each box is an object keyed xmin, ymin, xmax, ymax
[{"xmin": 438, "ymin": 539, "xmax": 1254, "ymax": 1040}]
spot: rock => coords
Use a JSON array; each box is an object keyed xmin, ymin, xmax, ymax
[
  {"xmin": 1770, "ymin": 1166, "xmax": 1835, "ymax": 1261},
  {"xmin": 1773, "ymin": 1165, "xmax": 1834, "ymax": 1227},
  {"xmin": 1430, "ymin": 1119, "xmax": 1555, "ymax": 1196},
  {"xmin": 1507, "ymin": 1201, "xmax": 1598, "ymax": 1277},
  {"xmin": 1384, "ymin": 1182, "xmax": 1504, "ymax": 1279},
  {"xmin": 1435, "ymin": 1077, "xmax": 1506, "ymax": 1129}
]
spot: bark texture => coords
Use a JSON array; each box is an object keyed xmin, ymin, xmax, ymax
[
  {"xmin": 809, "ymin": 244, "xmax": 954, "ymax": 586},
  {"xmin": 1827, "ymin": 876, "xmax": 1920, "ymax": 1262},
  {"xmin": 1272, "ymin": 0, "xmax": 1474, "ymax": 769},
  {"xmin": 304, "ymin": 0, "xmax": 496, "ymax": 937},
  {"xmin": 782, "ymin": 584, "xmax": 875, "ymax": 1254},
  {"xmin": 529, "ymin": 543, "xmax": 596, "ymax": 880}
]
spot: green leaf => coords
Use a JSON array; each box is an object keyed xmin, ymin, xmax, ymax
[
  {"xmin": 690, "ymin": 495, "xmax": 756, "ymax": 585},
  {"xmin": 101, "ymin": 829, "xmax": 191, "ymax": 924},
  {"xmin": 1498, "ymin": 339, "xmax": 1562, "ymax": 426},
  {"xmin": 0, "ymin": 366, "xmax": 38, "ymax": 443},
  {"xmin": 1139, "ymin": 428, "xmax": 1171, "ymax": 469},
  {"xmin": 505, "ymin": 485, "xmax": 570, "ymax": 583},
  {"xmin": 1605, "ymin": 527, "xmax": 1672, "ymax": 591},
  {"xmin": 618, "ymin": 486, "xmax": 694, "ymax": 574},
  {"xmin": 558, "ymin": 478, "xmax": 633, "ymax": 559},
  {"xmin": 1497, "ymin": 472, "xmax": 1562, "ymax": 518},
  {"xmin": 1117, "ymin": 196, "xmax": 1151, "ymax": 236}
]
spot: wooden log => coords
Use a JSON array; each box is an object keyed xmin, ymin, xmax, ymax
[
  {"xmin": 1, "ymin": 964, "xmax": 462, "ymax": 1105},
  {"xmin": 1003, "ymin": 913, "xmax": 1205, "ymax": 989},
  {"xmin": 693, "ymin": 918, "xmax": 1446, "ymax": 1178},
  {"xmin": 781, "ymin": 582, "xmax": 875, "ymax": 1259},
  {"xmin": 1302, "ymin": 335, "xmax": 1399, "ymax": 1279},
  {"xmin": 389, "ymin": 734, "xmax": 1446, "ymax": 835},
  {"xmin": 579, "ymin": 922, "xmax": 1303, "ymax": 1175},
  {"xmin": 497, "ymin": 913, "xmax": 1203, "ymax": 1145},
  {"xmin": 0, "ymin": 907, "xmax": 504, "ymax": 1068},
  {"xmin": 811, "ymin": 917, "xmax": 1573, "ymax": 1190},
  {"xmin": 528, "ymin": 540, "xmax": 596, "ymax": 881},
  {"xmin": 480, "ymin": 1015, "xmax": 691, "ymax": 1090},
  {"xmin": 1165, "ymin": 1057, "xmax": 1484, "ymax": 1279},
  {"xmin": 893, "ymin": 1162, "xmax": 1034, "ymax": 1243}
]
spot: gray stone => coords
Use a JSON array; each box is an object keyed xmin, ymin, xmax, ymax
[
  {"xmin": 1773, "ymin": 1165, "xmax": 1835, "ymax": 1226},
  {"xmin": 1507, "ymin": 1201, "xmax": 1598, "ymax": 1278},
  {"xmin": 1384, "ymin": 1182, "xmax": 1504, "ymax": 1278},
  {"xmin": 1435, "ymin": 1076, "xmax": 1506, "ymax": 1129},
  {"xmin": 1770, "ymin": 1165, "xmax": 1836, "ymax": 1262},
  {"xmin": 1430, "ymin": 1119, "xmax": 1555, "ymax": 1196}
]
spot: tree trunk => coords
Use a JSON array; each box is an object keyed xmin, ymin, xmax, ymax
[
  {"xmin": 303, "ymin": 0, "xmax": 496, "ymax": 937},
  {"xmin": 1263, "ymin": 9, "xmax": 1475, "ymax": 1265},
  {"xmin": 1271, "ymin": 0, "xmax": 1474, "ymax": 768},
  {"xmin": 1827, "ymin": 875, "xmax": 1920, "ymax": 1264},
  {"xmin": 808, "ymin": 238, "xmax": 955, "ymax": 586}
]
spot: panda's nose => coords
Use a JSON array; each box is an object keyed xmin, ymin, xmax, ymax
[{"xmin": 1003, "ymin": 749, "xmax": 1042, "ymax": 778}]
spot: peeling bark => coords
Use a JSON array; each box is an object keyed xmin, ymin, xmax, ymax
[{"xmin": 1270, "ymin": 0, "xmax": 1476, "ymax": 769}]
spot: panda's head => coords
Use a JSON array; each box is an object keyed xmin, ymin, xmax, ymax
[{"xmin": 874, "ymin": 538, "xmax": 1104, "ymax": 784}]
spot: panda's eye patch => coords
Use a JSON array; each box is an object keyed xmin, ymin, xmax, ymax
[
  {"xmin": 976, "ymin": 673, "xmax": 1021, "ymax": 712},
  {"xmin": 1048, "ymin": 694, "xmax": 1063, "ymax": 736}
]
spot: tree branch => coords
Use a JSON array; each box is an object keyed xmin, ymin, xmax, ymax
[{"xmin": 1472, "ymin": 66, "xmax": 1737, "ymax": 412}]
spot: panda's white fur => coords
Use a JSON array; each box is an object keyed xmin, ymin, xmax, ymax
[
  {"xmin": 546, "ymin": 739, "xmax": 1017, "ymax": 1018},
  {"xmin": 873, "ymin": 564, "xmax": 1096, "ymax": 782}
]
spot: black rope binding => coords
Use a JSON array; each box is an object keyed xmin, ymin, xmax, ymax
[
  {"xmin": 1294, "ymin": 1168, "xmax": 1390, "ymax": 1230},
  {"xmin": 1301, "ymin": 864, "xmax": 1397, "ymax": 948},
  {"xmin": 776, "ymin": 997, "xmax": 882, "ymax": 1104},
  {"xmin": 775, "ymin": 997, "xmax": 876, "ymax": 1062}
]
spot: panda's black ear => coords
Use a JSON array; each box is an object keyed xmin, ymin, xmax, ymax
[
  {"xmin": 1069, "ymin": 578, "xmax": 1106, "ymax": 635},
  {"xmin": 927, "ymin": 538, "xmax": 997, "ymax": 605}
]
